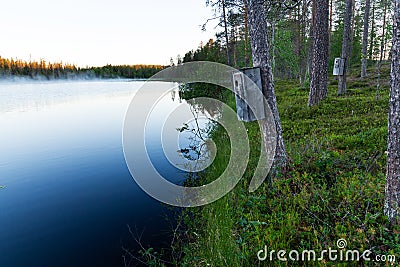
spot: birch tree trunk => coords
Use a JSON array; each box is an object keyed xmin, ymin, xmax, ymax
[
  {"xmin": 308, "ymin": 0, "xmax": 329, "ymax": 106},
  {"xmin": 361, "ymin": 0, "xmax": 371, "ymax": 78},
  {"xmin": 385, "ymin": 0, "xmax": 400, "ymax": 224},
  {"xmin": 338, "ymin": 0, "xmax": 353, "ymax": 95},
  {"xmin": 245, "ymin": 0, "xmax": 287, "ymax": 168}
]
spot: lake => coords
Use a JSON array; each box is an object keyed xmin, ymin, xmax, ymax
[{"xmin": 0, "ymin": 80, "xmax": 211, "ymax": 267}]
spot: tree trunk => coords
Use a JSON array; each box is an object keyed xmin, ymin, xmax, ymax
[
  {"xmin": 222, "ymin": 0, "xmax": 231, "ymax": 66},
  {"xmin": 308, "ymin": 0, "xmax": 329, "ymax": 106},
  {"xmin": 376, "ymin": 0, "xmax": 388, "ymax": 100},
  {"xmin": 245, "ymin": 0, "xmax": 287, "ymax": 168},
  {"xmin": 307, "ymin": 0, "xmax": 317, "ymax": 80},
  {"xmin": 385, "ymin": 0, "xmax": 400, "ymax": 224},
  {"xmin": 348, "ymin": 0, "xmax": 356, "ymax": 70},
  {"xmin": 338, "ymin": 0, "xmax": 353, "ymax": 95},
  {"xmin": 361, "ymin": 0, "xmax": 371, "ymax": 78},
  {"xmin": 369, "ymin": 2, "xmax": 376, "ymax": 60},
  {"xmin": 299, "ymin": 0, "xmax": 308, "ymax": 86},
  {"xmin": 243, "ymin": 0, "xmax": 250, "ymax": 67},
  {"xmin": 232, "ymin": 26, "xmax": 238, "ymax": 68},
  {"xmin": 329, "ymin": 0, "xmax": 333, "ymax": 39}
]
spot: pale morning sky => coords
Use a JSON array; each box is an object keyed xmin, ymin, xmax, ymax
[{"xmin": 0, "ymin": 0, "xmax": 217, "ymax": 67}]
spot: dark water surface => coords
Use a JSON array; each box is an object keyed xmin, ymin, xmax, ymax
[{"xmin": 0, "ymin": 80, "xmax": 201, "ymax": 267}]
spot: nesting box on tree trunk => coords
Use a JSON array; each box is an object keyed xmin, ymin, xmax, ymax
[
  {"xmin": 333, "ymin": 58, "xmax": 345, "ymax": 76},
  {"xmin": 232, "ymin": 67, "xmax": 267, "ymax": 122}
]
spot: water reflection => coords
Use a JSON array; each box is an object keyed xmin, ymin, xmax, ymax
[
  {"xmin": 176, "ymin": 97, "xmax": 222, "ymax": 172},
  {"xmin": 0, "ymin": 80, "xmax": 216, "ymax": 267},
  {"xmin": 158, "ymin": 86, "xmax": 222, "ymax": 175}
]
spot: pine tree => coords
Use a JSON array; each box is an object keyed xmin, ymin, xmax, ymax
[{"xmin": 245, "ymin": 0, "xmax": 287, "ymax": 169}]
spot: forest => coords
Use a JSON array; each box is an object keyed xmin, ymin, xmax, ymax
[
  {"xmin": 181, "ymin": 0, "xmax": 392, "ymax": 81},
  {"xmin": 128, "ymin": 0, "xmax": 400, "ymax": 266},
  {"xmin": 0, "ymin": 56, "xmax": 165, "ymax": 80}
]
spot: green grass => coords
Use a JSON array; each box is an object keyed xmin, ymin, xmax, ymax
[{"xmin": 179, "ymin": 65, "xmax": 400, "ymax": 267}]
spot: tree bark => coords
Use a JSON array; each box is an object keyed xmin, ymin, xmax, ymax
[
  {"xmin": 308, "ymin": 0, "xmax": 329, "ymax": 106},
  {"xmin": 245, "ymin": 0, "xmax": 287, "ymax": 168},
  {"xmin": 385, "ymin": 0, "xmax": 400, "ymax": 224},
  {"xmin": 271, "ymin": 19, "xmax": 276, "ymax": 73},
  {"xmin": 361, "ymin": 0, "xmax": 371, "ymax": 78}
]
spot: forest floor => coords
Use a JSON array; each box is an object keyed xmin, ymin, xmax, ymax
[{"xmin": 162, "ymin": 63, "xmax": 399, "ymax": 266}]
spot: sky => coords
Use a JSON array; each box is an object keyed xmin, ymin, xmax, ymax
[{"xmin": 0, "ymin": 0, "xmax": 217, "ymax": 67}]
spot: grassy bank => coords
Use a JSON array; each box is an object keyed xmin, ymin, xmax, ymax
[{"xmin": 179, "ymin": 64, "xmax": 400, "ymax": 266}]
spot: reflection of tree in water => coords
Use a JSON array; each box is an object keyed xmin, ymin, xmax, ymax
[
  {"xmin": 187, "ymin": 97, "xmax": 222, "ymax": 119},
  {"xmin": 170, "ymin": 89, "xmax": 182, "ymax": 103},
  {"xmin": 179, "ymin": 83, "xmax": 226, "ymax": 101},
  {"xmin": 171, "ymin": 90, "xmax": 176, "ymax": 102},
  {"xmin": 175, "ymin": 94, "xmax": 222, "ymax": 173}
]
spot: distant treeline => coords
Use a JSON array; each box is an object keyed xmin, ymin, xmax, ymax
[{"xmin": 0, "ymin": 56, "xmax": 165, "ymax": 80}]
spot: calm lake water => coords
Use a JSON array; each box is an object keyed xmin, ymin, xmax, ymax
[{"xmin": 0, "ymin": 80, "xmax": 210, "ymax": 267}]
